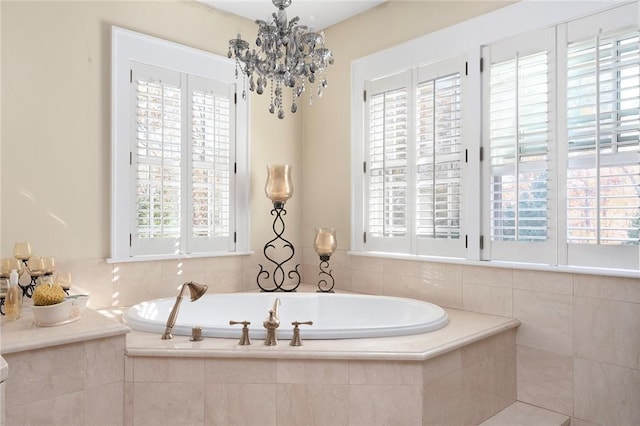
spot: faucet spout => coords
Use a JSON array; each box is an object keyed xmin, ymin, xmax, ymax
[
  {"xmin": 263, "ymin": 298, "xmax": 281, "ymax": 346},
  {"xmin": 271, "ymin": 297, "xmax": 281, "ymax": 322}
]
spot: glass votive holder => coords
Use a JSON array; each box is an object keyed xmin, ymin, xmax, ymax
[
  {"xmin": 314, "ymin": 227, "xmax": 337, "ymax": 260},
  {"xmin": 0, "ymin": 259, "xmax": 12, "ymax": 278},
  {"xmin": 28, "ymin": 257, "xmax": 45, "ymax": 277},
  {"xmin": 56, "ymin": 272, "xmax": 73, "ymax": 290},
  {"xmin": 43, "ymin": 257, "xmax": 56, "ymax": 275},
  {"xmin": 13, "ymin": 242, "xmax": 32, "ymax": 261}
]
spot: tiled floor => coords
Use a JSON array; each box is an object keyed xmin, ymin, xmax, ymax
[{"xmin": 479, "ymin": 402, "xmax": 570, "ymax": 426}]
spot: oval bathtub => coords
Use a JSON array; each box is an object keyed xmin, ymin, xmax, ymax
[{"xmin": 123, "ymin": 292, "xmax": 448, "ymax": 339}]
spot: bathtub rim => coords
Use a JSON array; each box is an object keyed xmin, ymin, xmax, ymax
[{"xmin": 122, "ymin": 291, "xmax": 450, "ymax": 340}]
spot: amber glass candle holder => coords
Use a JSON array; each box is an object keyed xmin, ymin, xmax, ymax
[
  {"xmin": 314, "ymin": 228, "xmax": 336, "ymax": 293},
  {"xmin": 264, "ymin": 164, "xmax": 293, "ymax": 208},
  {"xmin": 13, "ymin": 242, "xmax": 32, "ymax": 261}
]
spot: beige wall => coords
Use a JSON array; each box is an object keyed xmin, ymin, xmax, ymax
[
  {"xmin": 0, "ymin": 0, "xmax": 302, "ymax": 261},
  {"xmin": 0, "ymin": 0, "xmax": 509, "ymax": 289},
  {"xmin": 0, "ymin": 0, "xmax": 507, "ymax": 265}
]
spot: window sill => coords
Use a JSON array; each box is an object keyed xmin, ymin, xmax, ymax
[
  {"xmin": 348, "ymin": 251, "xmax": 640, "ymax": 279},
  {"xmin": 107, "ymin": 251, "xmax": 254, "ymax": 264}
]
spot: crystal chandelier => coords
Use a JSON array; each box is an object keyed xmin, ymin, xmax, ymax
[{"xmin": 227, "ymin": 0, "xmax": 334, "ymax": 119}]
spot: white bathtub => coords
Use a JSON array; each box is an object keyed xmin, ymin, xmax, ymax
[{"xmin": 123, "ymin": 292, "xmax": 449, "ymax": 339}]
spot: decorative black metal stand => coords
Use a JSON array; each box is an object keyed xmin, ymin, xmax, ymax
[
  {"xmin": 316, "ymin": 255, "xmax": 335, "ymax": 293},
  {"xmin": 17, "ymin": 259, "xmax": 46, "ymax": 299},
  {"xmin": 19, "ymin": 277, "xmax": 38, "ymax": 299},
  {"xmin": 257, "ymin": 202, "xmax": 300, "ymax": 292}
]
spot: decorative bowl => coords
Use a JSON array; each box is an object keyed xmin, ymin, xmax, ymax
[{"xmin": 31, "ymin": 294, "xmax": 89, "ymax": 326}]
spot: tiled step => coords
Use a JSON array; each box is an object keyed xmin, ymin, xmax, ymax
[{"xmin": 479, "ymin": 402, "xmax": 570, "ymax": 426}]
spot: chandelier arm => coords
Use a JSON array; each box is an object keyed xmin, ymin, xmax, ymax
[
  {"xmin": 254, "ymin": 59, "xmax": 272, "ymax": 76},
  {"xmin": 227, "ymin": 0, "xmax": 333, "ymax": 118}
]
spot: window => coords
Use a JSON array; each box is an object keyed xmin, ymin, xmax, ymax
[
  {"xmin": 566, "ymin": 31, "xmax": 639, "ymax": 245},
  {"xmin": 362, "ymin": 57, "xmax": 467, "ymax": 257},
  {"xmin": 486, "ymin": 4, "xmax": 639, "ymax": 269},
  {"xmin": 416, "ymin": 70, "xmax": 463, "ymax": 242},
  {"xmin": 482, "ymin": 28, "xmax": 556, "ymax": 264},
  {"xmin": 365, "ymin": 70, "xmax": 411, "ymax": 253},
  {"xmin": 415, "ymin": 61, "xmax": 464, "ymax": 258},
  {"xmin": 352, "ymin": 0, "xmax": 639, "ymax": 271},
  {"xmin": 561, "ymin": 4, "xmax": 640, "ymax": 268},
  {"xmin": 111, "ymin": 27, "xmax": 249, "ymax": 261},
  {"xmin": 130, "ymin": 63, "xmax": 236, "ymax": 256}
]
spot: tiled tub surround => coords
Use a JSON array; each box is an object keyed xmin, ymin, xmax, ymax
[
  {"xmin": 1, "ymin": 308, "xmax": 130, "ymax": 426},
  {"xmin": 125, "ymin": 309, "xmax": 518, "ymax": 426},
  {"xmin": 304, "ymin": 251, "xmax": 640, "ymax": 426},
  {"xmin": 47, "ymin": 251, "xmax": 640, "ymax": 425},
  {"xmin": 0, "ymin": 298, "xmax": 517, "ymax": 426}
]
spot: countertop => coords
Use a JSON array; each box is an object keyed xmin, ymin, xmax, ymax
[{"xmin": 1, "ymin": 305, "xmax": 130, "ymax": 355}]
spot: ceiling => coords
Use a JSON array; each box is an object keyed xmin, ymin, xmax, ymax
[{"xmin": 200, "ymin": 0, "xmax": 387, "ymax": 30}]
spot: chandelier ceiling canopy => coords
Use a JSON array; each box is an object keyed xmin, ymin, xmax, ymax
[{"xmin": 228, "ymin": 0, "xmax": 334, "ymax": 119}]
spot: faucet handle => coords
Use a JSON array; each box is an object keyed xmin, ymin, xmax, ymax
[
  {"xmin": 229, "ymin": 320, "xmax": 252, "ymax": 346},
  {"xmin": 290, "ymin": 321, "xmax": 313, "ymax": 346}
]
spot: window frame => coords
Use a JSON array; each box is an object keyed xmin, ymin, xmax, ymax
[
  {"xmin": 351, "ymin": 0, "xmax": 638, "ymax": 272},
  {"xmin": 110, "ymin": 27, "xmax": 250, "ymax": 262}
]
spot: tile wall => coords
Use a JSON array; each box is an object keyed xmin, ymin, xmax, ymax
[
  {"xmin": 124, "ymin": 330, "xmax": 515, "ymax": 426},
  {"xmin": 301, "ymin": 249, "xmax": 639, "ymax": 426},
  {"xmin": 57, "ymin": 255, "xmax": 258, "ymax": 310},
  {"xmin": 3, "ymin": 335, "xmax": 125, "ymax": 425}
]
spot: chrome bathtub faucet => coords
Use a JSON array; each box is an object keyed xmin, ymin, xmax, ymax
[{"xmin": 263, "ymin": 298, "xmax": 281, "ymax": 346}]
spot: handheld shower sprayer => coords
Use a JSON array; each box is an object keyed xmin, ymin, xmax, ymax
[{"xmin": 161, "ymin": 281, "xmax": 208, "ymax": 340}]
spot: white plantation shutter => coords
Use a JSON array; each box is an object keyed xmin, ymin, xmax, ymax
[
  {"xmin": 188, "ymin": 75, "xmax": 235, "ymax": 253},
  {"xmin": 363, "ymin": 58, "xmax": 467, "ymax": 256},
  {"xmin": 131, "ymin": 63, "xmax": 183, "ymax": 256},
  {"xmin": 365, "ymin": 71, "xmax": 411, "ymax": 253},
  {"xmin": 483, "ymin": 28, "xmax": 556, "ymax": 263},
  {"xmin": 490, "ymin": 52, "xmax": 549, "ymax": 241},
  {"xmin": 563, "ymin": 3, "xmax": 640, "ymax": 268},
  {"xmin": 352, "ymin": 3, "xmax": 640, "ymax": 271},
  {"xmin": 130, "ymin": 62, "xmax": 235, "ymax": 256},
  {"xmin": 415, "ymin": 56, "xmax": 466, "ymax": 257},
  {"xmin": 566, "ymin": 31, "xmax": 640, "ymax": 244}
]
